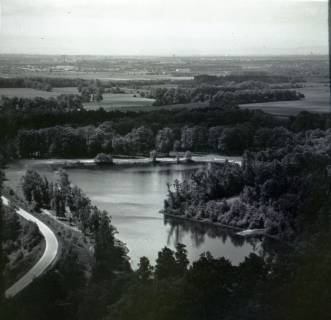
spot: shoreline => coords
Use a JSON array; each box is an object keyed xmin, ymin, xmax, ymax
[
  {"xmin": 162, "ymin": 211, "xmax": 244, "ymax": 232},
  {"xmin": 7, "ymin": 154, "xmax": 242, "ymax": 169},
  {"xmin": 162, "ymin": 212, "xmax": 279, "ymax": 240}
]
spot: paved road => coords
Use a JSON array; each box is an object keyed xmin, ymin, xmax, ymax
[{"xmin": 2, "ymin": 196, "xmax": 59, "ymax": 298}]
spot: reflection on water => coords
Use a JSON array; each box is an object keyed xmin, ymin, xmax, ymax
[
  {"xmin": 4, "ymin": 159, "xmax": 262, "ymax": 268},
  {"xmin": 164, "ymin": 216, "xmax": 262, "ymax": 254}
]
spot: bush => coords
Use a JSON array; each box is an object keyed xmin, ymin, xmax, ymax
[{"xmin": 94, "ymin": 153, "xmax": 113, "ymax": 165}]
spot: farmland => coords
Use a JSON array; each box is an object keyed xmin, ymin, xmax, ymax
[
  {"xmin": 0, "ymin": 87, "xmax": 205, "ymax": 112},
  {"xmin": 0, "ymin": 56, "xmax": 328, "ymax": 115},
  {"xmin": 0, "ymin": 87, "xmax": 78, "ymax": 98},
  {"xmin": 83, "ymin": 93, "xmax": 155, "ymax": 110}
]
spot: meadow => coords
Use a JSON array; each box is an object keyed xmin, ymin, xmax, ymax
[
  {"xmin": 0, "ymin": 87, "xmax": 78, "ymax": 98},
  {"xmin": 0, "ymin": 87, "xmax": 204, "ymax": 112},
  {"xmin": 83, "ymin": 93, "xmax": 155, "ymax": 110},
  {"xmin": 0, "ymin": 70, "xmax": 193, "ymax": 82},
  {"xmin": 1, "ymin": 82, "xmax": 329, "ymax": 116}
]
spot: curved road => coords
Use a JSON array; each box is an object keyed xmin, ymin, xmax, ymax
[{"xmin": 2, "ymin": 196, "xmax": 59, "ymax": 298}]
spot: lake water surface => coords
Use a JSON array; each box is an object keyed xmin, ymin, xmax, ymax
[{"xmin": 4, "ymin": 159, "xmax": 261, "ymax": 267}]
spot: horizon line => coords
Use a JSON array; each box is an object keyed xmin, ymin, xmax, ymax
[{"xmin": 0, "ymin": 53, "xmax": 328, "ymax": 58}]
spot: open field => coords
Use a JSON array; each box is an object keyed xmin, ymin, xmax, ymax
[
  {"xmin": 0, "ymin": 88, "xmax": 59, "ymax": 98},
  {"xmin": 52, "ymin": 87, "xmax": 79, "ymax": 94},
  {"xmin": 240, "ymin": 83, "xmax": 330, "ymax": 116},
  {"xmin": 0, "ymin": 87, "xmax": 78, "ymax": 98},
  {"xmin": 0, "ymin": 86, "xmax": 204, "ymax": 112},
  {"xmin": 1, "ymin": 81, "xmax": 329, "ymax": 116},
  {"xmin": 83, "ymin": 93, "xmax": 155, "ymax": 110},
  {"xmin": 0, "ymin": 71, "xmax": 193, "ymax": 82}
]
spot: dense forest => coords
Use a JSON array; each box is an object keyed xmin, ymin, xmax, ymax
[
  {"xmin": 1, "ymin": 107, "xmax": 329, "ymax": 160},
  {"xmin": 0, "ymin": 77, "xmax": 172, "ymax": 89},
  {"xmin": 194, "ymin": 73, "xmax": 304, "ymax": 84},
  {"xmin": 163, "ymin": 128, "xmax": 331, "ymax": 239},
  {"xmin": 0, "ymin": 78, "xmax": 52, "ymax": 91},
  {"xmin": 0, "ymin": 95, "xmax": 327, "ymax": 161},
  {"xmin": 15, "ymin": 122, "xmax": 281, "ymax": 158},
  {"xmin": 0, "ymin": 95, "xmax": 83, "ymax": 115},
  {"xmin": 0, "ymin": 104, "xmax": 285, "ymax": 159},
  {"xmin": 150, "ymin": 86, "xmax": 303, "ymax": 106}
]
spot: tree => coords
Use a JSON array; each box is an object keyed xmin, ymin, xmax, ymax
[
  {"xmin": 155, "ymin": 128, "xmax": 175, "ymax": 154},
  {"xmin": 22, "ymin": 170, "xmax": 49, "ymax": 210},
  {"xmin": 98, "ymin": 122, "xmax": 114, "ymax": 152},
  {"xmin": 181, "ymin": 126, "xmax": 208, "ymax": 152},
  {"xmin": 60, "ymin": 247, "xmax": 86, "ymax": 292},
  {"xmin": 67, "ymin": 185, "xmax": 91, "ymax": 221},
  {"xmin": 112, "ymin": 135, "xmax": 129, "ymax": 155},
  {"xmin": 3, "ymin": 206, "xmax": 21, "ymax": 241},
  {"xmin": 181, "ymin": 127, "xmax": 194, "ymax": 151},
  {"xmin": 150, "ymin": 150, "xmax": 157, "ymax": 163},
  {"xmin": 136, "ymin": 256, "xmax": 153, "ymax": 283},
  {"xmin": 78, "ymin": 83, "xmax": 104, "ymax": 103},
  {"xmin": 95, "ymin": 88, "xmax": 103, "ymax": 102},
  {"xmin": 155, "ymin": 247, "xmax": 177, "ymax": 280},
  {"xmin": 87, "ymin": 128, "xmax": 105, "ymax": 156},
  {"xmin": 184, "ymin": 151, "xmax": 192, "ymax": 162},
  {"xmin": 94, "ymin": 153, "xmax": 113, "ymax": 165},
  {"xmin": 94, "ymin": 212, "xmax": 130, "ymax": 280},
  {"xmin": 52, "ymin": 188, "xmax": 66, "ymax": 217},
  {"xmin": 126, "ymin": 126, "xmax": 154, "ymax": 155},
  {"xmin": 0, "ymin": 171, "xmax": 5, "ymax": 301},
  {"xmin": 173, "ymin": 140, "xmax": 181, "ymax": 152},
  {"xmin": 208, "ymin": 126, "xmax": 223, "ymax": 151},
  {"xmin": 57, "ymin": 169, "xmax": 70, "ymax": 190},
  {"xmin": 218, "ymin": 125, "xmax": 253, "ymax": 154},
  {"xmin": 175, "ymin": 243, "xmax": 189, "ymax": 276}
]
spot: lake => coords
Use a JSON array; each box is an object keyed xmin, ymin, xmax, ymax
[{"xmin": 4, "ymin": 159, "xmax": 261, "ymax": 267}]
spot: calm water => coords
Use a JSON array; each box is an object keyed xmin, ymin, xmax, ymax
[{"xmin": 4, "ymin": 159, "xmax": 260, "ymax": 267}]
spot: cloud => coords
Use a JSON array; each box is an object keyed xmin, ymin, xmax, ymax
[{"xmin": 0, "ymin": 0, "xmax": 328, "ymax": 55}]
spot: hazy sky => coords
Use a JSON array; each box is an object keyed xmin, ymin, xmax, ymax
[{"xmin": 0, "ymin": 0, "xmax": 328, "ymax": 55}]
